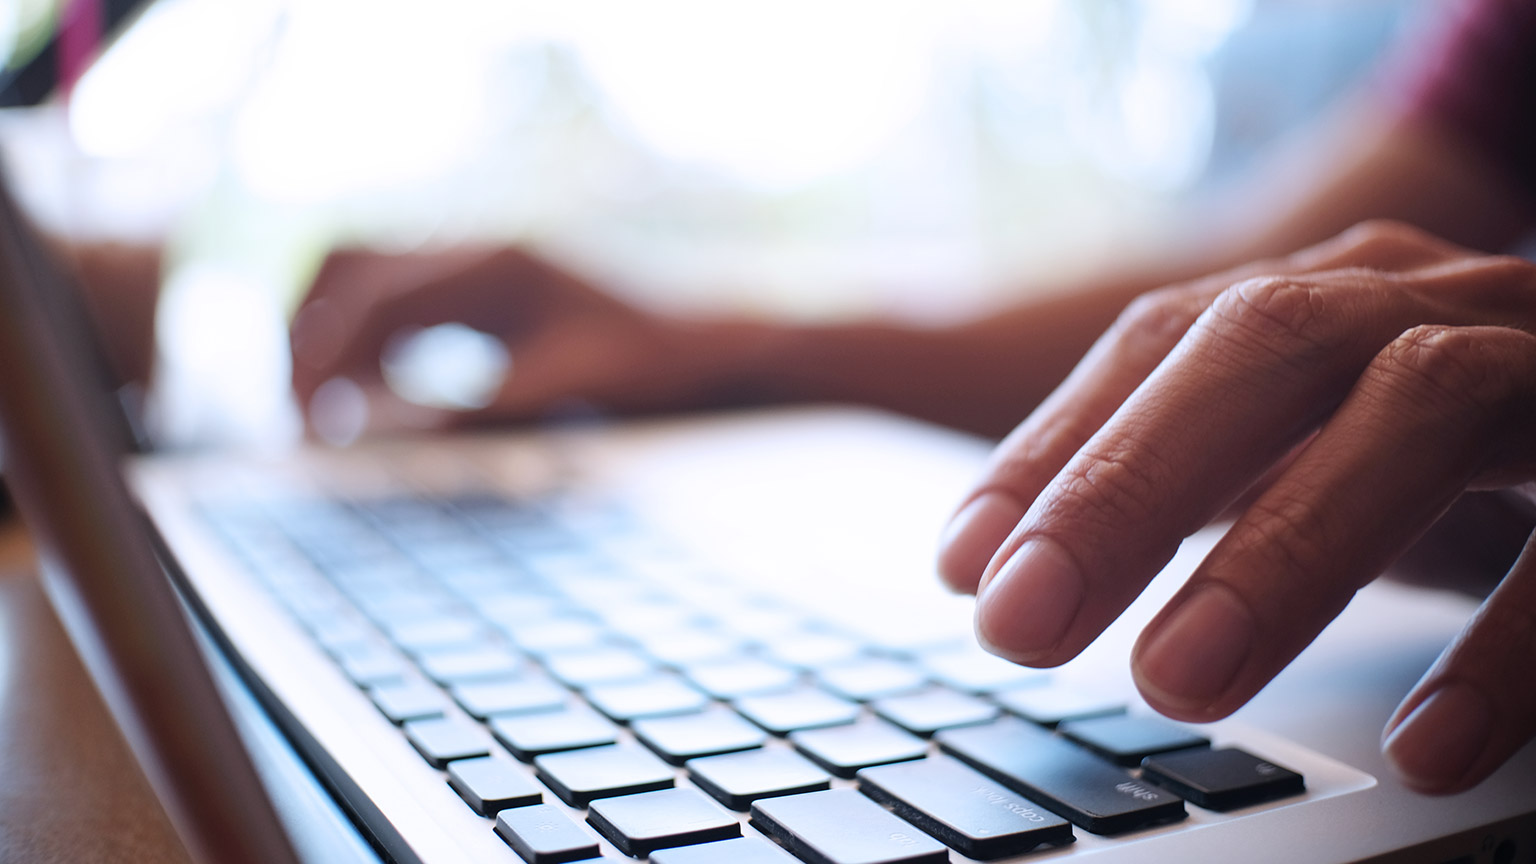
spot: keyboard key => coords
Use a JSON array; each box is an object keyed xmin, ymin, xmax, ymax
[
  {"xmin": 585, "ymin": 788, "xmax": 741, "ymax": 857},
  {"xmin": 417, "ymin": 646, "xmax": 524, "ymax": 684},
  {"xmin": 734, "ymin": 688, "xmax": 861, "ymax": 735},
  {"xmin": 543, "ymin": 646, "xmax": 655, "ymax": 688},
  {"xmin": 858, "ymin": 756, "xmax": 1073, "ymax": 859},
  {"xmin": 633, "ymin": 707, "xmax": 768, "ymax": 764},
  {"xmin": 585, "ymin": 675, "xmax": 711, "ymax": 723},
  {"xmin": 872, "ymin": 687, "xmax": 1000, "ymax": 736},
  {"xmin": 533, "ymin": 742, "xmax": 675, "ymax": 807},
  {"xmin": 938, "ymin": 717, "xmax": 1186, "ymax": 835},
  {"xmin": 369, "ymin": 680, "xmax": 447, "ymax": 724},
  {"xmin": 920, "ymin": 647, "xmax": 1050, "ymax": 694},
  {"xmin": 682, "ymin": 658, "xmax": 799, "ymax": 699},
  {"xmin": 384, "ymin": 615, "xmax": 488, "ymax": 655},
  {"xmin": 649, "ymin": 836, "xmax": 801, "ymax": 864},
  {"xmin": 504, "ymin": 618, "xmax": 610, "ymax": 655},
  {"xmin": 633, "ymin": 629, "xmax": 741, "ymax": 666},
  {"xmin": 991, "ymin": 685, "xmax": 1126, "ymax": 728},
  {"xmin": 750, "ymin": 788, "xmax": 948, "ymax": 864},
  {"xmin": 1058, "ymin": 714, "xmax": 1210, "ymax": 767},
  {"xmin": 494, "ymin": 803, "xmax": 600, "ymax": 864},
  {"xmin": 331, "ymin": 641, "xmax": 408, "ymax": 687},
  {"xmin": 816, "ymin": 658, "xmax": 928, "ymax": 702},
  {"xmin": 403, "ymin": 716, "xmax": 493, "ymax": 768},
  {"xmin": 688, "ymin": 749, "xmax": 832, "ymax": 810},
  {"xmin": 789, "ymin": 719, "xmax": 928, "ymax": 778},
  {"xmin": 1140, "ymin": 747, "xmax": 1305, "ymax": 811},
  {"xmin": 760, "ymin": 632, "xmax": 865, "ymax": 670},
  {"xmin": 448, "ymin": 755, "xmax": 544, "ymax": 815},
  {"xmin": 490, "ymin": 707, "xmax": 619, "ymax": 760},
  {"xmin": 452, "ymin": 677, "xmax": 568, "ymax": 719}
]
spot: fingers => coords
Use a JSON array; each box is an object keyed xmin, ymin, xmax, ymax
[
  {"xmin": 964, "ymin": 256, "xmax": 1536, "ymax": 676},
  {"xmin": 1132, "ymin": 324, "xmax": 1536, "ymax": 724},
  {"xmin": 936, "ymin": 221, "xmax": 1468, "ymax": 595},
  {"xmin": 1384, "ymin": 532, "xmax": 1536, "ymax": 794},
  {"xmin": 971, "ymin": 269, "xmax": 1440, "ymax": 667},
  {"xmin": 291, "ymin": 247, "xmax": 562, "ymax": 426}
]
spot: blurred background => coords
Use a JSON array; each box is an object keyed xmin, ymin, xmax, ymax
[{"xmin": 0, "ymin": 0, "xmax": 1431, "ymax": 448}]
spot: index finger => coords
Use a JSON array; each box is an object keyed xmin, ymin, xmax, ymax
[{"xmin": 937, "ymin": 221, "xmax": 1467, "ymax": 594}]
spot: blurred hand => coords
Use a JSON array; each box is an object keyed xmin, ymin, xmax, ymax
[
  {"xmin": 937, "ymin": 221, "xmax": 1536, "ymax": 795},
  {"xmin": 291, "ymin": 246, "xmax": 749, "ymax": 432}
]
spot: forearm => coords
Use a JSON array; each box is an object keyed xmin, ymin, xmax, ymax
[{"xmin": 706, "ymin": 105, "xmax": 1535, "ymax": 437}]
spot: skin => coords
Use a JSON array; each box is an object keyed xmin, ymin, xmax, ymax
[{"xmin": 66, "ymin": 101, "xmax": 1536, "ymax": 793}]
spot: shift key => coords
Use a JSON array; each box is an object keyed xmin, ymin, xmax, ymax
[
  {"xmin": 858, "ymin": 756, "xmax": 1073, "ymax": 859},
  {"xmin": 750, "ymin": 788, "xmax": 947, "ymax": 864},
  {"xmin": 937, "ymin": 717, "xmax": 1185, "ymax": 835}
]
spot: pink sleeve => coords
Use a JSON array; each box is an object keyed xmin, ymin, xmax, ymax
[{"xmin": 1396, "ymin": 0, "xmax": 1536, "ymax": 205}]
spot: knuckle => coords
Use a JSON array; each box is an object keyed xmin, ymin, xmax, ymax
[
  {"xmin": 1203, "ymin": 276, "xmax": 1351, "ymax": 360},
  {"xmin": 1337, "ymin": 218, "xmax": 1434, "ymax": 253},
  {"xmin": 1231, "ymin": 492, "xmax": 1345, "ymax": 589},
  {"xmin": 1043, "ymin": 441, "xmax": 1179, "ymax": 532},
  {"xmin": 1460, "ymin": 598, "xmax": 1536, "ymax": 687},
  {"xmin": 1375, "ymin": 325, "xmax": 1511, "ymax": 412},
  {"xmin": 1111, "ymin": 288, "xmax": 1205, "ymax": 353}
]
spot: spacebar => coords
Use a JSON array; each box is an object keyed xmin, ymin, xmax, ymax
[{"xmin": 937, "ymin": 717, "xmax": 1186, "ymax": 835}]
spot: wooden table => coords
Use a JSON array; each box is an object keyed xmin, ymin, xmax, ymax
[{"xmin": 0, "ymin": 518, "xmax": 190, "ymax": 862}]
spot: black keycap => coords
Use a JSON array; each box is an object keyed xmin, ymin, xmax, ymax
[
  {"xmin": 938, "ymin": 717, "xmax": 1186, "ymax": 835},
  {"xmin": 789, "ymin": 719, "xmax": 928, "ymax": 778},
  {"xmin": 872, "ymin": 687, "xmax": 1000, "ymax": 736},
  {"xmin": 403, "ymin": 716, "xmax": 493, "ymax": 768},
  {"xmin": 750, "ymin": 788, "xmax": 948, "ymax": 864},
  {"xmin": 533, "ymin": 742, "xmax": 675, "ymax": 807},
  {"xmin": 416, "ymin": 646, "xmax": 523, "ymax": 684},
  {"xmin": 452, "ymin": 677, "xmax": 568, "ymax": 719},
  {"xmin": 1058, "ymin": 714, "xmax": 1210, "ymax": 767},
  {"xmin": 687, "ymin": 748, "xmax": 832, "ymax": 810},
  {"xmin": 490, "ymin": 706, "xmax": 619, "ymax": 760},
  {"xmin": 816, "ymin": 658, "xmax": 928, "ymax": 702},
  {"xmin": 369, "ymin": 680, "xmax": 447, "ymax": 724},
  {"xmin": 858, "ymin": 756, "xmax": 1073, "ymax": 859},
  {"xmin": 682, "ymin": 658, "xmax": 799, "ymax": 699},
  {"xmin": 585, "ymin": 787, "xmax": 741, "ymax": 857},
  {"xmin": 494, "ymin": 803, "xmax": 600, "ymax": 864},
  {"xmin": 633, "ymin": 707, "xmax": 768, "ymax": 764},
  {"xmin": 734, "ymin": 687, "xmax": 860, "ymax": 735},
  {"xmin": 584, "ymin": 675, "xmax": 711, "ymax": 723},
  {"xmin": 649, "ymin": 836, "xmax": 802, "ymax": 864},
  {"xmin": 991, "ymin": 685, "xmax": 1125, "ymax": 728},
  {"xmin": 1140, "ymin": 747, "xmax": 1304, "ymax": 811},
  {"xmin": 448, "ymin": 755, "xmax": 544, "ymax": 815}
]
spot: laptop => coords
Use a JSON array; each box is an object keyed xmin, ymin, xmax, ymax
[{"xmin": 2, "ymin": 166, "xmax": 1534, "ymax": 864}]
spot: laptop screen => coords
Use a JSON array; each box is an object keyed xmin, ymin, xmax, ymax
[{"xmin": 0, "ymin": 170, "xmax": 303, "ymax": 864}]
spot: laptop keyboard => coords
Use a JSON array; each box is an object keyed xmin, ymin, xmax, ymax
[{"xmin": 199, "ymin": 490, "xmax": 1307, "ymax": 863}]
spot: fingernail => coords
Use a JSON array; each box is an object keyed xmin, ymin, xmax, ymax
[
  {"xmin": 1136, "ymin": 585, "xmax": 1254, "ymax": 709},
  {"xmin": 938, "ymin": 492, "xmax": 1025, "ymax": 594},
  {"xmin": 1383, "ymin": 682, "xmax": 1491, "ymax": 791},
  {"xmin": 975, "ymin": 537, "xmax": 1084, "ymax": 661}
]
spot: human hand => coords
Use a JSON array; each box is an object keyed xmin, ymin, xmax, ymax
[
  {"xmin": 290, "ymin": 246, "xmax": 754, "ymax": 433},
  {"xmin": 936, "ymin": 221, "xmax": 1536, "ymax": 794}
]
